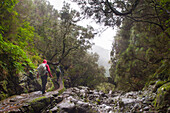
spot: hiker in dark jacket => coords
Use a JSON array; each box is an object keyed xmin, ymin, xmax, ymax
[
  {"xmin": 37, "ymin": 59, "xmax": 53, "ymax": 94},
  {"xmin": 56, "ymin": 65, "xmax": 61, "ymax": 81}
]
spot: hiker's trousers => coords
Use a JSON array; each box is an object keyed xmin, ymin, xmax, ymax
[
  {"xmin": 56, "ymin": 72, "xmax": 60, "ymax": 81},
  {"xmin": 41, "ymin": 74, "xmax": 47, "ymax": 94}
]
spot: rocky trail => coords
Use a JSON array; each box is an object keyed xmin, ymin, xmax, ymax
[
  {"xmin": 0, "ymin": 79, "xmax": 63, "ymax": 113},
  {"xmin": 0, "ymin": 81, "xmax": 169, "ymax": 113}
]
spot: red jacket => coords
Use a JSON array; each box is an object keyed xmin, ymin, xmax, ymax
[{"xmin": 37, "ymin": 59, "xmax": 53, "ymax": 78}]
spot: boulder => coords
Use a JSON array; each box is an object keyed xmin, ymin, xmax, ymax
[
  {"xmin": 153, "ymin": 82, "xmax": 170, "ymax": 112},
  {"xmin": 20, "ymin": 96, "xmax": 54, "ymax": 113}
]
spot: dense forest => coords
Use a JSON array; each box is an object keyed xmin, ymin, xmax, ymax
[
  {"xmin": 0, "ymin": 0, "xmax": 108, "ymax": 99},
  {"xmin": 0, "ymin": 0, "xmax": 169, "ymax": 112}
]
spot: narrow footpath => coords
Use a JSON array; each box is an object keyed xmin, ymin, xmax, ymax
[{"xmin": 0, "ymin": 78, "xmax": 63, "ymax": 113}]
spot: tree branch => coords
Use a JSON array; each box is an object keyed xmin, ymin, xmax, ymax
[
  {"xmin": 48, "ymin": 45, "xmax": 79, "ymax": 65},
  {"xmin": 126, "ymin": 15, "xmax": 165, "ymax": 31},
  {"xmin": 106, "ymin": 0, "xmax": 140, "ymax": 16}
]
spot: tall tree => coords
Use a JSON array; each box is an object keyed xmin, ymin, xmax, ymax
[{"xmin": 65, "ymin": 50, "xmax": 106, "ymax": 88}]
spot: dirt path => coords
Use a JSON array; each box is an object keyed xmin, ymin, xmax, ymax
[{"xmin": 0, "ymin": 78, "xmax": 63, "ymax": 113}]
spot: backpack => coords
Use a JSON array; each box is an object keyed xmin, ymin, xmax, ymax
[
  {"xmin": 37, "ymin": 63, "xmax": 47, "ymax": 76},
  {"xmin": 56, "ymin": 68, "xmax": 60, "ymax": 73}
]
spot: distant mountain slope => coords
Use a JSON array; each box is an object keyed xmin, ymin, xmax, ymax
[{"xmin": 88, "ymin": 45, "xmax": 111, "ymax": 77}]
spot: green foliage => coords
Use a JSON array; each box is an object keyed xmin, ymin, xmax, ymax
[
  {"xmin": 72, "ymin": 0, "xmax": 170, "ymax": 92},
  {"xmin": 0, "ymin": 0, "xmax": 19, "ymax": 35},
  {"xmin": 109, "ymin": 0, "xmax": 170, "ymax": 91},
  {"xmin": 0, "ymin": 0, "xmax": 40, "ymax": 100},
  {"xmin": 0, "ymin": 80, "xmax": 9, "ymax": 100},
  {"xmin": 96, "ymin": 82, "xmax": 115, "ymax": 93},
  {"xmin": 16, "ymin": 21, "xmax": 35, "ymax": 50},
  {"xmin": 0, "ymin": 36, "xmax": 35, "ymax": 73},
  {"xmin": 154, "ymin": 60, "xmax": 170, "ymax": 81},
  {"xmin": 67, "ymin": 52, "xmax": 107, "ymax": 88}
]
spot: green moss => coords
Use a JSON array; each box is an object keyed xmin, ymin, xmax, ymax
[
  {"xmin": 47, "ymin": 85, "xmax": 55, "ymax": 92},
  {"xmin": 96, "ymin": 98, "xmax": 101, "ymax": 105},
  {"xmin": 154, "ymin": 60, "xmax": 170, "ymax": 81},
  {"xmin": 153, "ymin": 80, "xmax": 167, "ymax": 92},
  {"xmin": 62, "ymin": 79, "xmax": 65, "ymax": 87},
  {"xmin": 19, "ymin": 83, "xmax": 28, "ymax": 93},
  {"xmin": 48, "ymin": 110, "xmax": 52, "ymax": 113},
  {"xmin": 149, "ymin": 80, "xmax": 157, "ymax": 85},
  {"xmin": 58, "ymin": 88, "xmax": 66, "ymax": 95},
  {"xmin": 0, "ymin": 80, "xmax": 8, "ymax": 92},
  {"xmin": 0, "ymin": 80, "xmax": 9, "ymax": 100},
  {"xmin": 84, "ymin": 98, "xmax": 89, "ymax": 102},
  {"xmin": 153, "ymin": 82, "xmax": 170, "ymax": 112},
  {"xmin": 0, "ymin": 92, "xmax": 8, "ymax": 100},
  {"xmin": 28, "ymin": 96, "xmax": 52, "ymax": 112},
  {"xmin": 156, "ymin": 81, "xmax": 167, "ymax": 88},
  {"xmin": 30, "ymin": 96, "xmax": 46, "ymax": 103}
]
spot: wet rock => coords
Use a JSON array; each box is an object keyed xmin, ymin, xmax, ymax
[
  {"xmin": 56, "ymin": 99, "xmax": 76, "ymax": 113},
  {"xmin": 132, "ymin": 103, "xmax": 141, "ymax": 111},
  {"xmin": 69, "ymin": 96, "xmax": 78, "ymax": 103},
  {"xmin": 19, "ymin": 73, "xmax": 41, "ymax": 93},
  {"xmin": 52, "ymin": 92, "xmax": 59, "ymax": 97},
  {"xmin": 76, "ymin": 100, "xmax": 89, "ymax": 108},
  {"xmin": 78, "ymin": 86, "xmax": 89, "ymax": 90},
  {"xmin": 49, "ymin": 106, "xmax": 58, "ymax": 112},
  {"xmin": 88, "ymin": 90, "xmax": 94, "ymax": 94},
  {"xmin": 55, "ymin": 95, "xmax": 63, "ymax": 103},
  {"xmin": 0, "ymin": 85, "xmax": 163, "ymax": 113},
  {"xmin": 9, "ymin": 96, "xmax": 25, "ymax": 103},
  {"xmin": 9, "ymin": 99, "xmax": 17, "ymax": 103},
  {"xmin": 143, "ymin": 106, "xmax": 150, "ymax": 111},
  {"xmin": 8, "ymin": 109, "xmax": 22, "ymax": 113}
]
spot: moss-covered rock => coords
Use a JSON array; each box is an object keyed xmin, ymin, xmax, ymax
[
  {"xmin": 149, "ymin": 80, "xmax": 157, "ymax": 85},
  {"xmin": 153, "ymin": 80, "xmax": 167, "ymax": 92},
  {"xmin": 58, "ymin": 87, "xmax": 66, "ymax": 95},
  {"xmin": 20, "ymin": 96, "xmax": 54, "ymax": 113},
  {"xmin": 153, "ymin": 82, "xmax": 170, "ymax": 112},
  {"xmin": 19, "ymin": 72, "xmax": 41, "ymax": 93}
]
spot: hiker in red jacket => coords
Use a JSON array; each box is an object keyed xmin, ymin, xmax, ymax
[{"xmin": 37, "ymin": 59, "xmax": 53, "ymax": 94}]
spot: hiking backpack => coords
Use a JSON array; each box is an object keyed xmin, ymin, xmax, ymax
[{"xmin": 37, "ymin": 63, "xmax": 47, "ymax": 76}]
